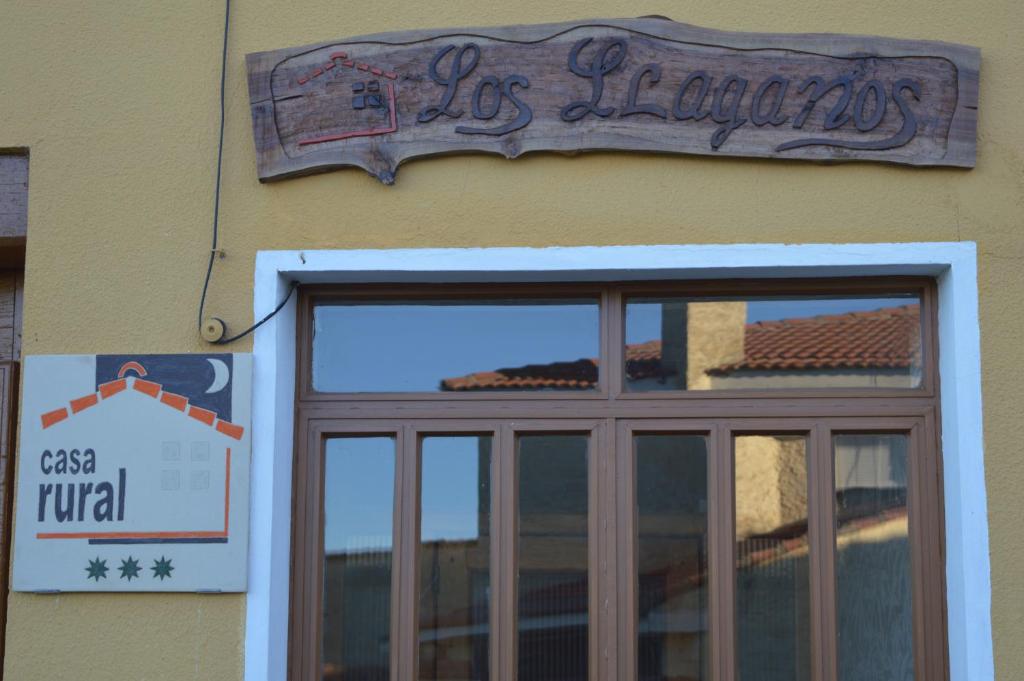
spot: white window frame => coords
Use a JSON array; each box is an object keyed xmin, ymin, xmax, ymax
[{"xmin": 244, "ymin": 242, "xmax": 992, "ymax": 681}]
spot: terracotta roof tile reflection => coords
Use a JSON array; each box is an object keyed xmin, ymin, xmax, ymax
[
  {"xmin": 440, "ymin": 304, "xmax": 921, "ymax": 390},
  {"xmin": 707, "ymin": 303, "xmax": 921, "ymax": 375},
  {"xmin": 440, "ymin": 359, "xmax": 598, "ymax": 391}
]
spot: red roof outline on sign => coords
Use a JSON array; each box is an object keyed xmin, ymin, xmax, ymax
[
  {"xmin": 293, "ymin": 51, "xmax": 401, "ymax": 147},
  {"xmin": 295, "ymin": 51, "xmax": 400, "ymax": 86},
  {"xmin": 39, "ymin": 363, "xmax": 245, "ymax": 440}
]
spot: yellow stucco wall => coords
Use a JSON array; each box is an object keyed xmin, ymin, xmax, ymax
[{"xmin": 0, "ymin": 0, "xmax": 1020, "ymax": 679}]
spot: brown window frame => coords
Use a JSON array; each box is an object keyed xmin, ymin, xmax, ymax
[{"xmin": 291, "ymin": 277, "xmax": 947, "ymax": 681}]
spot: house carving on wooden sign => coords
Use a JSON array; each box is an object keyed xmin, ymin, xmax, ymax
[{"xmin": 246, "ymin": 17, "xmax": 979, "ymax": 183}]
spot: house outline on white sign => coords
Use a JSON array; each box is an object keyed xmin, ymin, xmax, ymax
[{"xmin": 35, "ymin": 361, "xmax": 244, "ymax": 544}]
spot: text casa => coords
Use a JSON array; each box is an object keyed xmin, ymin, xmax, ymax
[{"xmin": 37, "ymin": 448, "xmax": 126, "ymax": 523}]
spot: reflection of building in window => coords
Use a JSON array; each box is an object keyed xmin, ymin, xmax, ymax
[
  {"xmin": 439, "ymin": 304, "xmax": 922, "ymax": 391},
  {"xmin": 701, "ymin": 304, "xmax": 922, "ymax": 389},
  {"xmin": 321, "ymin": 437, "xmax": 598, "ymax": 681},
  {"xmin": 322, "ymin": 537, "xmax": 392, "ymax": 681},
  {"xmin": 728, "ymin": 434, "xmax": 910, "ymax": 681},
  {"xmin": 636, "ymin": 435, "xmax": 710, "ymax": 681}
]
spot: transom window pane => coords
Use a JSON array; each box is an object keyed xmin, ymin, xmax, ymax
[
  {"xmin": 419, "ymin": 436, "xmax": 493, "ymax": 681},
  {"xmin": 313, "ymin": 299, "xmax": 600, "ymax": 392},
  {"xmin": 735, "ymin": 435, "xmax": 811, "ymax": 681},
  {"xmin": 517, "ymin": 434, "xmax": 589, "ymax": 681},
  {"xmin": 834, "ymin": 434, "xmax": 913, "ymax": 681},
  {"xmin": 322, "ymin": 436, "xmax": 396, "ymax": 681},
  {"xmin": 624, "ymin": 295, "xmax": 922, "ymax": 391},
  {"xmin": 635, "ymin": 434, "xmax": 709, "ymax": 681}
]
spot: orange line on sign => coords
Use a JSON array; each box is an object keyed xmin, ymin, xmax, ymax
[
  {"xmin": 188, "ymin": 405, "xmax": 216, "ymax": 425},
  {"xmin": 70, "ymin": 393, "xmax": 98, "ymax": 414},
  {"xmin": 41, "ymin": 408, "xmax": 68, "ymax": 429},
  {"xmin": 98, "ymin": 379, "xmax": 127, "ymax": 399},
  {"xmin": 117, "ymin": 361, "xmax": 147, "ymax": 378},
  {"xmin": 224, "ymin": 448, "xmax": 231, "ymax": 533},
  {"xmin": 297, "ymin": 82, "xmax": 398, "ymax": 147},
  {"xmin": 215, "ymin": 419, "xmax": 244, "ymax": 440},
  {"xmin": 37, "ymin": 530, "xmax": 228, "ymax": 539},
  {"xmin": 160, "ymin": 391, "xmax": 188, "ymax": 411},
  {"xmin": 133, "ymin": 378, "xmax": 161, "ymax": 397}
]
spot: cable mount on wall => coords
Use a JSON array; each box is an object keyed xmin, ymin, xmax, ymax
[{"xmin": 197, "ymin": 0, "xmax": 296, "ymax": 344}]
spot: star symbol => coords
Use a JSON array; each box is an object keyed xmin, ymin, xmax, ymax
[
  {"xmin": 118, "ymin": 556, "xmax": 141, "ymax": 581},
  {"xmin": 85, "ymin": 557, "xmax": 108, "ymax": 581},
  {"xmin": 151, "ymin": 556, "xmax": 174, "ymax": 581}
]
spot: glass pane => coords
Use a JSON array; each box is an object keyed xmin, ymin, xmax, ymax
[
  {"xmin": 313, "ymin": 299, "xmax": 600, "ymax": 392},
  {"xmin": 624, "ymin": 295, "xmax": 922, "ymax": 391},
  {"xmin": 834, "ymin": 434, "xmax": 913, "ymax": 681},
  {"xmin": 322, "ymin": 436, "xmax": 396, "ymax": 681},
  {"xmin": 636, "ymin": 434, "xmax": 709, "ymax": 681},
  {"xmin": 419, "ymin": 436, "xmax": 493, "ymax": 681},
  {"xmin": 517, "ymin": 435, "xmax": 589, "ymax": 681},
  {"xmin": 734, "ymin": 436, "xmax": 811, "ymax": 681}
]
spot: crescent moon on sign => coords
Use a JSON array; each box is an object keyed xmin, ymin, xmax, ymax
[{"xmin": 206, "ymin": 358, "xmax": 230, "ymax": 394}]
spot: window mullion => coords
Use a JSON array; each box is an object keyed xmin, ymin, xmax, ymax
[
  {"xmin": 809, "ymin": 424, "xmax": 839, "ymax": 681},
  {"xmin": 590, "ymin": 421, "xmax": 610, "ymax": 681},
  {"xmin": 498, "ymin": 424, "xmax": 517, "ymax": 681},
  {"xmin": 606, "ymin": 290, "xmax": 624, "ymax": 398},
  {"xmin": 615, "ymin": 420, "xmax": 635, "ymax": 681},
  {"xmin": 909, "ymin": 418, "xmax": 947, "ymax": 681},
  {"xmin": 709, "ymin": 423, "xmax": 736, "ymax": 681},
  {"xmin": 393, "ymin": 426, "xmax": 418, "ymax": 681},
  {"xmin": 299, "ymin": 425, "xmax": 323, "ymax": 681},
  {"xmin": 488, "ymin": 426, "xmax": 504, "ymax": 681}
]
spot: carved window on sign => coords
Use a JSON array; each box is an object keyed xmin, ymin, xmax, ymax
[{"xmin": 352, "ymin": 80, "xmax": 384, "ymax": 110}]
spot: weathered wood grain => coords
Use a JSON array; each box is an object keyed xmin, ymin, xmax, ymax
[
  {"xmin": 0, "ymin": 156, "xmax": 27, "ymax": 237},
  {"xmin": 246, "ymin": 17, "xmax": 979, "ymax": 183}
]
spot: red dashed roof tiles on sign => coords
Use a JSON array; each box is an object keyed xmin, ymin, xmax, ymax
[
  {"xmin": 295, "ymin": 51, "xmax": 400, "ymax": 86},
  {"xmin": 40, "ymin": 376, "xmax": 244, "ymax": 441},
  {"xmin": 439, "ymin": 304, "xmax": 921, "ymax": 391}
]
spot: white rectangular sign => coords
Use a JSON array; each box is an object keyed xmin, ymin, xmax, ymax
[{"xmin": 12, "ymin": 354, "xmax": 251, "ymax": 592}]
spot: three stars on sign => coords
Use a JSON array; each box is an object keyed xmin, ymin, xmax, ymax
[{"xmin": 85, "ymin": 555, "xmax": 174, "ymax": 582}]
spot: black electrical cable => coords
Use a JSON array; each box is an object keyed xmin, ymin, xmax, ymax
[
  {"xmin": 197, "ymin": 0, "xmax": 295, "ymax": 344},
  {"xmin": 216, "ymin": 280, "xmax": 299, "ymax": 344}
]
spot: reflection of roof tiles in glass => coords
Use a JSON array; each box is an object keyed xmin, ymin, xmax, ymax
[
  {"xmin": 439, "ymin": 304, "xmax": 921, "ymax": 390},
  {"xmin": 708, "ymin": 303, "xmax": 921, "ymax": 375},
  {"xmin": 440, "ymin": 359, "xmax": 598, "ymax": 391}
]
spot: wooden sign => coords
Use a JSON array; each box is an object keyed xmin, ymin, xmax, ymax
[
  {"xmin": 13, "ymin": 354, "xmax": 251, "ymax": 592},
  {"xmin": 245, "ymin": 18, "xmax": 979, "ymax": 183}
]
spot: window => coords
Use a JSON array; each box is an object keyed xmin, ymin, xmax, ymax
[
  {"xmin": 293, "ymin": 280, "xmax": 946, "ymax": 681},
  {"xmin": 312, "ymin": 298, "xmax": 599, "ymax": 392}
]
